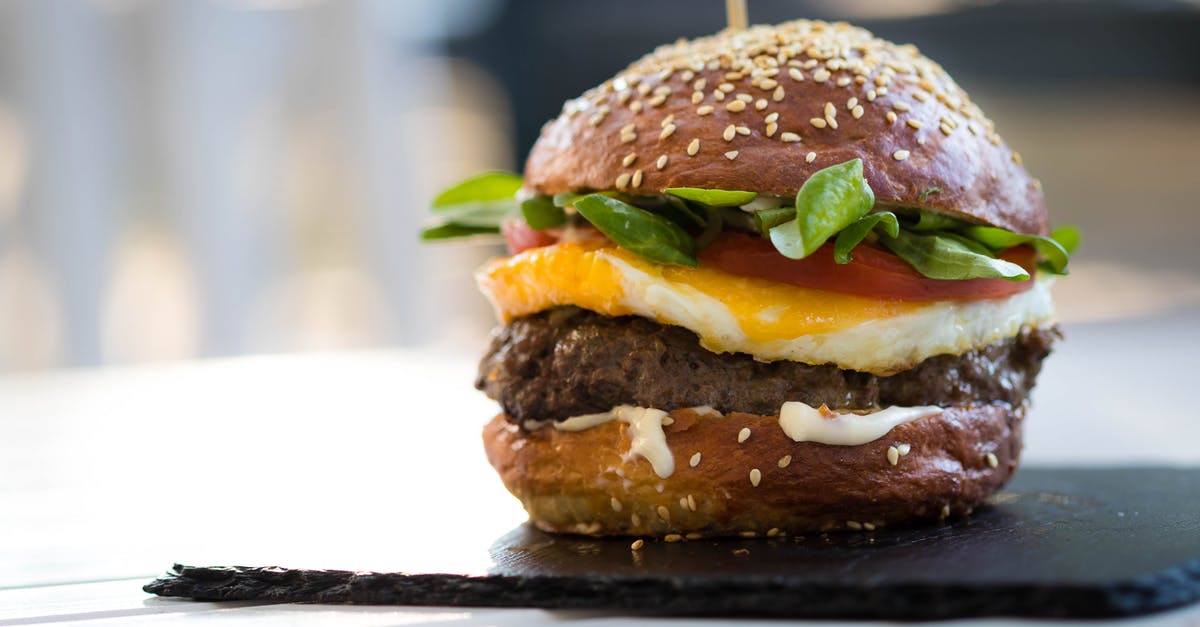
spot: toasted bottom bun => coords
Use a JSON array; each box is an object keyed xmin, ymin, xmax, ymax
[{"xmin": 483, "ymin": 404, "xmax": 1022, "ymax": 537}]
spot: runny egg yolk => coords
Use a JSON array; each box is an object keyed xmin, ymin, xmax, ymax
[{"xmin": 476, "ymin": 241, "xmax": 920, "ymax": 343}]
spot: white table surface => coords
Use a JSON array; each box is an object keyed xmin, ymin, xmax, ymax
[{"xmin": 3, "ymin": 294, "xmax": 1200, "ymax": 624}]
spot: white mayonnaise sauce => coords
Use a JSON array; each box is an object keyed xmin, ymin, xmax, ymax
[
  {"xmin": 777, "ymin": 401, "xmax": 943, "ymax": 445},
  {"xmin": 555, "ymin": 405, "xmax": 675, "ymax": 478}
]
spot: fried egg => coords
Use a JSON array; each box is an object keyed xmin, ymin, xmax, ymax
[{"xmin": 476, "ymin": 242, "xmax": 1055, "ymax": 374}]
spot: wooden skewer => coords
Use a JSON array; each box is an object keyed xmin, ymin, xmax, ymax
[{"xmin": 725, "ymin": 0, "xmax": 748, "ymax": 30}]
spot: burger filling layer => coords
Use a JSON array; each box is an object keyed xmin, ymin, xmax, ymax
[
  {"xmin": 477, "ymin": 241, "xmax": 1055, "ymax": 374},
  {"xmin": 477, "ymin": 307, "xmax": 1058, "ymax": 422}
]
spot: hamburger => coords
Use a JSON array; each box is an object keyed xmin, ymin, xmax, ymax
[{"xmin": 423, "ymin": 19, "xmax": 1077, "ymax": 537}]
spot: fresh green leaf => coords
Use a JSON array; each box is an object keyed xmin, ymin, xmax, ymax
[
  {"xmin": 574, "ymin": 194, "xmax": 697, "ymax": 266},
  {"xmin": 753, "ymin": 207, "xmax": 797, "ymax": 236},
  {"xmin": 719, "ymin": 207, "xmax": 757, "ymax": 233},
  {"xmin": 833, "ymin": 212, "xmax": 899, "ymax": 264},
  {"xmin": 420, "ymin": 223, "xmax": 500, "ymax": 241},
  {"xmin": 552, "ymin": 192, "xmax": 583, "ymax": 208},
  {"xmin": 428, "ymin": 202, "xmax": 511, "ymax": 228},
  {"xmin": 520, "ymin": 195, "xmax": 566, "ymax": 230},
  {"xmin": 432, "ymin": 172, "xmax": 522, "ymax": 209},
  {"xmin": 904, "ymin": 208, "xmax": 963, "ymax": 232},
  {"xmin": 665, "ymin": 187, "xmax": 758, "ymax": 207},
  {"xmin": 918, "ymin": 186, "xmax": 943, "ymax": 203},
  {"xmin": 879, "ymin": 229, "xmax": 1030, "ymax": 281},
  {"xmin": 963, "ymin": 226, "xmax": 1071, "ymax": 274},
  {"xmin": 772, "ymin": 158, "xmax": 875, "ymax": 259},
  {"xmin": 1052, "ymin": 225, "xmax": 1081, "ymax": 255},
  {"xmin": 655, "ymin": 195, "xmax": 707, "ymax": 229},
  {"xmin": 694, "ymin": 205, "xmax": 724, "ymax": 251}
]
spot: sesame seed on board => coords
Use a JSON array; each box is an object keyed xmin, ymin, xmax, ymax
[{"xmin": 738, "ymin": 427, "xmax": 751, "ymax": 443}]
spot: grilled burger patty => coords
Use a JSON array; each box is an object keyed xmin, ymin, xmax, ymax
[{"xmin": 477, "ymin": 307, "xmax": 1058, "ymax": 421}]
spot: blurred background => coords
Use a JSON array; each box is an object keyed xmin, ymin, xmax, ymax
[{"xmin": 1, "ymin": 0, "xmax": 1199, "ymax": 371}]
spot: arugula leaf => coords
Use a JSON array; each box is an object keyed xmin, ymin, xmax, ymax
[
  {"xmin": 904, "ymin": 208, "xmax": 963, "ymax": 232},
  {"xmin": 520, "ymin": 195, "xmax": 566, "ymax": 229},
  {"xmin": 665, "ymin": 187, "xmax": 758, "ymax": 207},
  {"xmin": 753, "ymin": 207, "xmax": 797, "ymax": 236},
  {"xmin": 574, "ymin": 194, "xmax": 697, "ymax": 266},
  {"xmin": 432, "ymin": 171, "xmax": 522, "ymax": 209},
  {"xmin": 1052, "ymin": 225, "xmax": 1081, "ymax": 255},
  {"xmin": 420, "ymin": 223, "xmax": 500, "ymax": 241},
  {"xmin": 833, "ymin": 212, "xmax": 899, "ymax": 264},
  {"xmin": 427, "ymin": 202, "xmax": 511, "ymax": 228},
  {"xmin": 963, "ymin": 226, "xmax": 1071, "ymax": 274},
  {"xmin": 879, "ymin": 229, "xmax": 1030, "ymax": 281},
  {"xmin": 771, "ymin": 159, "xmax": 875, "ymax": 259}
]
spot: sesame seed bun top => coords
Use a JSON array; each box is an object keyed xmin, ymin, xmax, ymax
[{"xmin": 522, "ymin": 20, "xmax": 1048, "ymax": 236}]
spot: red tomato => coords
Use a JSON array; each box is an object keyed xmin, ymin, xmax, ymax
[
  {"xmin": 699, "ymin": 232, "xmax": 1036, "ymax": 301},
  {"xmin": 501, "ymin": 218, "xmax": 558, "ymax": 254},
  {"xmin": 502, "ymin": 218, "xmax": 606, "ymax": 255}
]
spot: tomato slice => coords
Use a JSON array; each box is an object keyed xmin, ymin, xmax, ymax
[
  {"xmin": 502, "ymin": 218, "xmax": 607, "ymax": 255},
  {"xmin": 699, "ymin": 232, "xmax": 1036, "ymax": 301}
]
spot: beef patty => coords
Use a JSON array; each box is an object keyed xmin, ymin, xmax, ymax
[{"xmin": 477, "ymin": 307, "xmax": 1057, "ymax": 421}]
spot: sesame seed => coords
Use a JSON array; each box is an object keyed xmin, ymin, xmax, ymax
[
  {"xmin": 622, "ymin": 153, "xmax": 637, "ymax": 167},
  {"xmin": 826, "ymin": 114, "xmax": 838, "ymax": 130},
  {"xmin": 637, "ymin": 82, "xmax": 650, "ymax": 96},
  {"xmin": 724, "ymin": 71, "xmax": 741, "ymax": 81},
  {"xmin": 846, "ymin": 521, "xmax": 863, "ymax": 531},
  {"xmin": 631, "ymin": 169, "xmax": 643, "ymax": 188},
  {"xmin": 738, "ymin": 427, "xmax": 751, "ymax": 443},
  {"xmin": 1011, "ymin": 151, "xmax": 1022, "ymax": 165},
  {"xmin": 866, "ymin": 89, "xmax": 877, "ymax": 101},
  {"xmin": 680, "ymin": 70, "xmax": 694, "ymax": 82},
  {"xmin": 712, "ymin": 90, "xmax": 725, "ymax": 102},
  {"xmin": 629, "ymin": 101, "xmax": 643, "ymax": 113},
  {"xmin": 750, "ymin": 468, "xmax": 762, "ymax": 487},
  {"xmin": 836, "ymin": 77, "xmax": 850, "ymax": 87},
  {"xmin": 892, "ymin": 149, "xmax": 910, "ymax": 161},
  {"xmin": 765, "ymin": 122, "xmax": 778, "ymax": 137},
  {"xmin": 940, "ymin": 123, "xmax": 953, "ymax": 136},
  {"xmin": 721, "ymin": 124, "xmax": 736, "ymax": 141},
  {"xmin": 735, "ymin": 125, "xmax": 750, "ymax": 135},
  {"xmin": 617, "ymin": 90, "xmax": 632, "ymax": 105},
  {"xmin": 812, "ymin": 68, "xmax": 830, "ymax": 82},
  {"xmin": 686, "ymin": 532, "xmax": 702, "ymax": 540},
  {"xmin": 725, "ymin": 100, "xmax": 747, "ymax": 112},
  {"xmin": 656, "ymin": 154, "xmax": 668, "ymax": 170},
  {"xmin": 648, "ymin": 95, "xmax": 666, "ymax": 107},
  {"xmin": 615, "ymin": 173, "xmax": 631, "ymax": 189},
  {"xmin": 778, "ymin": 455, "xmax": 792, "ymax": 468},
  {"xmin": 611, "ymin": 497, "xmax": 624, "ymax": 511},
  {"xmin": 630, "ymin": 539, "xmax": 644, "ymax": 550},
  {"xmin": 693, "ymin": 78, "xmax": 706, "ymax": 91},
  {"xmin": 887, "ymin": 446, "xmax": 900, "ymax": 466},
  {"xmin": 689, "ymin": 451, "xmax": 701, "ymax": 467},
  {"xmin": 886, "ymin": 111, "xmax": 898, "ymax": 124},
  {"xmin": 755, "ymin": 98, "xmax": 768, "ymax": 111},
  {"xmin": 892, "ymin": 101, "xmax": 911, "ymax": 112},
  {"xmin": 697, "ymin": 105, "xmax": 714, "ymax": 116},
  {"xmin": 805, "ymin": 151, "xmax": 816, "ymax": 163},
  {"xmin": 863, "ymin": 522, "xmax": 877, "ymax": 531},
  {"xmin": 659, "ymin": 124, "xmax": 676, "ymax": 140},
  {"xmin": 687, "ymin": 138, "xmax": 700, "ymax": 156},
  {"xmin": 760, "ymin": 78, "xmax": 778, "ymax": 90},
  {"xmin": 824, "ymin": 102, "xmax": 836, "ymax": 117},
  {"xmin": 679, "ymin": 497, "xmax": 689, "ymax": 509},
  {"xmin": 765, "ymin": 112, "xmax": 780, "ymax": 123},
  {"xmin": 620, "ymin": 132, "xmax": 637, "ymax": 144},
  {"xmin": 846, "ymin": 97, "xmax": 858, "ymax": 110},
  {"xmin": 941, "ymin": 504, "xmax": 951, "ymax": 518},
  {"xmin": 781, "ymin": 132, "xmax": 801, "ymax": 143},
  {"xmin": 657, "ymin": 505, "xmax": 670, "ymax": 522},
  {"xmin": 767, "ymin": 527, "xmax": 781, "ymax": 537},
  {"xmin": 788, "ymin": 68, "xmax": 804, "ymax": 81},
  {"xmin": 660, "ymin": 114, "xmax": 675, "ymax": 127},
  {"xmin": 631, "ymin": 512, "xmax": 641, "ymax": 526},
  {"xmin": 691, "ymin": 91, "xmax": 704, "ymax": 104},
  {"xmin": 898, "ymin": 443, "xmax": 911, "ymax": 455},
  {"xmin": 664, "ymin": 533, "xmax": 682, "ymax": 543},
  {"xmin": 986, "ymin": 452, "xmax": 999, "ymax": 468},
  {"xmin": 906, "ymin": 119, "xmax": 924, "ymax": 130},
  {"xmin": 772, "ymin": 86, "xmax": 785, "ymax": 101},
  {"xmin": 809, "ymin": 117, "xmax": 827, "ymax": 129},
  {"xmin": 738, "ymin": 531, "xmax": 757, "ymax": 539},
  {"xmin": 687, "ymin": 494, "xmax": 697, "ymax": 512},
  {"xmin": 718, "ymin": 82, "xmax": 735, "ymax": 93},
  {"xmin": 852, "ymin": 105, "xmax": 864, "ymax": 119}
]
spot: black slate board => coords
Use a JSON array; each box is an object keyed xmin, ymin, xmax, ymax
[{"xmin": 145, "ymin": 467, "xmax": 1200, "ymax": 619}]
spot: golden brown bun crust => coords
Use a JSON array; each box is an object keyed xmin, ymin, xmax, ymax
[
  {"xmin": 524, "ymin": 20, "xmax": 1047, "ymax": 236},
  {"xmin": 483, "ymin": 404, "xmax": 1021, "ymax": 537}
]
